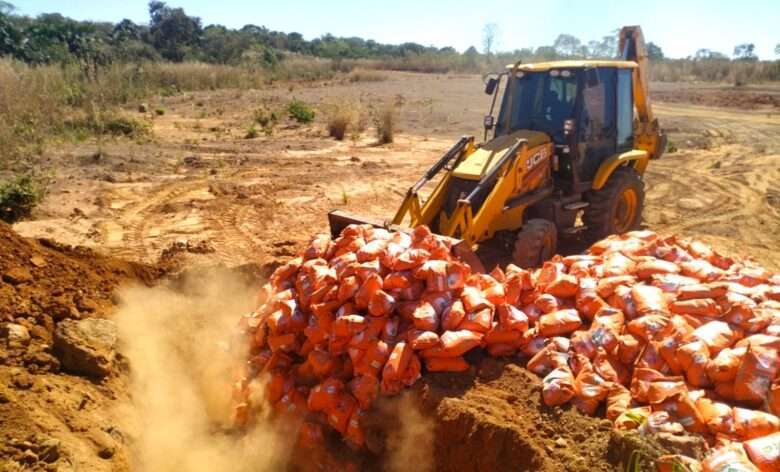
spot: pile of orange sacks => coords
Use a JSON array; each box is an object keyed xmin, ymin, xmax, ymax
[{"xmin": 231, "ymin": 224, "xmax": 780, "ymax": 471}]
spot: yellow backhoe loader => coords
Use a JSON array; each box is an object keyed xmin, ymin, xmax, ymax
[{"xmin": 329, "ymin": 26, "xmax": 666, "ymax": 271}]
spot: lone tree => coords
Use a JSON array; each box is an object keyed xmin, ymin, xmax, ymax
[
  {"xmin": 482, "ymin": 23, "xmax": 498, "ymax": 56},
  {"xmin": 553, "ymin": 34, "xmax": 581, "ymax": 57},
  {"xmin": 148, "ymin": 1, "xmax": 202, "ymax": 62},
  {"xmin": 733, "ymin": 43, "xmax": 757, "ymax": 61},
  {"xmin": 647, "ymin": 41, "xmax": 664, "ymax": 60}
]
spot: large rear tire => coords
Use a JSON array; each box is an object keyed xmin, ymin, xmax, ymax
[
  {"xmin": 583, "ymin": 166, "xmax": 645, "ymax": 242},
  {"xmin": 512, "ymin": 219, "xmax": 557, "ymax": 268}
]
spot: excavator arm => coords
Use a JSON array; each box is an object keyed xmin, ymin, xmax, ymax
[{"xmin": 619, "ymin": 26, "xmax": 666, "ymax": 159}]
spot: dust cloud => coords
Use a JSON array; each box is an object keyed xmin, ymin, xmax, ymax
[
  {"xmin": 382, "ymin": 393, "xmax": 434, "ymax": 472},
  {"xmin": 114, "ymin": 269, "xmax": 290, "ymax": 471}
]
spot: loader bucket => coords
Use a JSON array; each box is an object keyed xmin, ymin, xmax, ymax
[{"xmin": 327, "ymin": 210, "xmax": 485, "ymax": 273}]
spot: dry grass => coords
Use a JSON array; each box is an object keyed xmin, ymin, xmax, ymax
[
  {"xmin": 348, "ymin": 69, "xmax": 387, "ymax": 83},
  {"xmin": 374, "ymin": 102, "xmax": 397, "ymax": 144},
  {"xmin": 325, "ymin": 100, "xmax": 366, "ymax": 141}
]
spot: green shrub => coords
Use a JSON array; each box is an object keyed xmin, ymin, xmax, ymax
[
  {"xmin": 325, "ymin": 101, "xmax": 366, "ymax": 141},
  {"xmin": 155, "ymin": 108, "xmax": 165, "ymax": 116},
  {"xmin": 0, "ymin": 174, "xmax": 47, "ymax": 223},
  {"xmin": 287, "ymin": 99, "xmax": 315, "ymax": 124},
  {"xmin": 244, "ymin": 125, "xmax": 259, "ymax": 139},
  {"xmin": 667, "ymin": 140, "xmax": 678, "ymax": 153}
]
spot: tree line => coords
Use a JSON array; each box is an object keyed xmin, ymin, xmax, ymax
[{"xmin": 0, "ymin": 1, "xmax": 776, "ymax": 69}]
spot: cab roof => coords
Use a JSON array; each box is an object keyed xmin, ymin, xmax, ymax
[{"xmin": 506, "ymin": 60, "xmax": 638, "ymax": 71}]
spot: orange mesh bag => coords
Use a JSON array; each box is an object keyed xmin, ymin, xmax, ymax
[
  {"xmin": 438, "ymin": 330, "xmax": 483, "ymax": 357},
  {"xmin": 353, "ymin": 340, "xmax": 390, "ymax": 378},
  {"xmin": 408, "ymin": 330, "xmax": 440, "ymax": 350},
  {"xmin": 614, "ymin": 406, "xmax": 652, "ymax": 430},
  {"xmin": 327, "ymin": 393, "xmax": 358, "ymax": 435},
  {"xmin": 691, "ymin": 321, "xmax": 739, "ymax": 356},
  {"xmin": 733, "ymin": 407, "xmax": 780, "ymax": 440},
  {"xmin": 635, "ymin": 259, "xmax": 681, "ymax": 280},
  {"xmin": 308, "ymin": 378, "xmax": 344, "ymax": 412},
  {"xmin": 441, "ymin": 300, "xmax": 466, "ymax": 331},
  {"xmin": 695, "ymin": 397, "xmax": 734, "ymax": 435},
  {"xmin": 632, "ymin": 284, "xmax": 670, "ymax": 316},
  {"xmin": 541, "ymin": 367, "xmax": 576, "ymax": 407},
  {"xmin": 733, "ymin": 345, "xmax": 779, "ymax": 404},
  {"xmin": 538, "ymin": 309, "xmax": 582, "ymax": 337},
  {"xmin": 670, "ymin": 298, "xmax": 721, "ymax": 317},
  {"xmin": 459, "ymin": 307, "xmax": 494, "ymax": 333},
  {"xmin": 350, "ymin": 375, "xmax": 379, "ymax": 410},
  {"xmin": 702, "ymin": 443, "xmax": 759, "ymax": 472},
  {"xmin": 606, "ymin": 383, "xmax": 632, "ymax": 421},
  {"xmin": 597, "ymin": 275, "xmax": 636, "ymax": 298},
  {"xmin": 706, "ymin": 347, "xmax": 746, "ymax": 383},
  {"xmin": 426, "ymin": 356, "xmax": 470, "ymax": 372},
  {"xmin": 744, "ymin": 432, "xmax": 780, "ymax": 472}
]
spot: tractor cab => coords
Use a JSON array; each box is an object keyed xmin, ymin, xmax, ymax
[{"xmin": 486, "ymin": 61, "xmax": 639, "ymax": 195}]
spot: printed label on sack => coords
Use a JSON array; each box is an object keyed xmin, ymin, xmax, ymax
[{"xmin": 371, "ymin": 360, "xmax": 381, "ymax": 369}]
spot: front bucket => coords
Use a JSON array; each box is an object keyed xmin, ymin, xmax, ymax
[{"xmin": 327, "ymin": 210, "xmax": 485, "ymax": 273}]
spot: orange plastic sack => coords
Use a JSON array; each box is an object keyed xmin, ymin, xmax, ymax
[
  {"xmin": 534, "ymin": 293, "xmax": 564, "ymax": 314},
  {"xmin": 675, "ymin": 393, "xmax": 708, "ymax": 433},
  {"xmin": 400, "ymin": 353, "xmax": 422, "ymax": 386},
  {"xmin": 458, "ymin": 307, "xmax": 494, "ymax": 333},
  {"xmin": 733, "ymin": 346, "xmax": 779, "ymax": 404},
  {"xmin": 497, "ymin": 304, "xmax": 529, "ymax": 332},
  {"xmin": 706, "ymin": 347, "xmax": 745, "ymax": 383},
  {"xmin": 353, "ymin": 340, "xmax": 389, "ymax": 378},
  {"xmin": 408, "ymin": 330, "xmax": 440, "ymax": 350},
  {"xmin": 355, "ymin": 273, "xmax": 382, "ymax": 310},
  {"xmin": 345, "ymin": 409, "xmax": 366, "ymax": 449},
  {"xmin": 617, "ymin": 334, "xmax": 643, "ymax": 365},
  {"xmin": 596, "ymin": 275, "xmax": 636, "ymax": 298},
  {"xmin": 461, "ymin": 286, "xmax": 492, "ymax": 313},
  {"xmin": 603, "ymin": 252, "xmax": 637, "ymax": 277},
  {"xmin": 438, "ymin": 330, "xmax": 483, "ymax": 357},
  {"xmin": 350, "ymin": 375, "xmax": 379, "ymax": 410},
  {"xmin": 485, "ymin": 324, "xmax": 522, "ymax": 345},
  {"xmin": 368, "ymin": 290, "xmax": 396, "ymax": 317},
  {"xmin": 635, "ymin": 259, "xmax": 680, "ymax": 280},
  {"xmin": 691, "ymin": 321, "xmax": 739, "ymax": 356},
  {"xmin": 384, "ymin": 271, "xmax": 413, "ymax": 290},
  {"xmin": 606, "ymin": 383, "xmax": 632, "ymax": 421},
  {"xmin": 542, "ymin": 367, "xmax": 576, "ymax": 407},
  {"xmin": 308, "ymin": 378, "xmax": 344, "ymax": 412},
  {"xmin": 382, "ymin": 341, "xmax": 412, "ymax": 382},
  {"xmin": 608, "ymin": 285, "xmax": 638, "ymax": 319},
  {"xmin": 576, "ymin": 278, "xmax": 610, "ymax": 321},
  {"xmin": 733, "ymin": 407, "xmax": 780, "ymax": 440},
  {"xmin": 770, "ymin": 384, "xmax": 780, "ymax": 417},
  {"xmin": 646, "ymin": 377, "xmax": 688, "ymax": 404},
  {"xmin": 538, "ymin": 309, "xmax": 582, "ymax": 337},
  {"xmin": 308, "ymin": 349, "xmax": 337, "ymax": 378},
  {"xmin": 426, "ymin": 356, "xmax": 469, "ymax": 372},
  {"xmin": 327, "ymin": 393, "xmax": 358, "ymax": 435},
  {"xmin": 744, "ymin": 432, "xmax": 780, "ymax": 471},
  {"xmin": 412, "ymin": 301, "xmax": 439, "ymax": 332},
  {"xmin": 695, "ymin": 397, "xmax": 734, "ymax": 435},
  {"xmin": 441, "ymin": 300, "xmax": 466, "ymax": 331},
  {"xmin": 545, "ymin": 273, "xmax": 579, "ymax": 298},
  {"xmin": 297, "ymin": 421, "xmax": 325, "ymax": 449},
  {"xmin": 639, "ymin": 411, "xmax": 685, "ymax": 436},
  {"xmin": 614, "ymin": 406, "xmax": 652, "ymax": 430},
  {"xmin": 487, "ymin": 343, "xmax": 516, "ymax": 357},
  {"xmin": 627, "ymin": 314, "xmax": 670, "ymax": 342},
  {"xmin": 573, "ymin": 364, "xmax": 608, "ymax": 416},
  {"xmin": 670, "ymin": 298, "xmax": 721, "ymax": 317},
  {"xmin": 677, "ymin": 340, "xmax": 712, "ymax": 387},
  {"xmin": 702, "ymin": 443, "xmax": 759, "ymax": 472},
  {"xmin": 631, "ymin": 284, "xmax": 669, "ymax": 316},
  {"xmin": 681, "ymin": 259, "xmax": 723, "ymax": 282},
  {"xmin": 678, "ymin": 283, "xmax": 730, "ymax": 301}
]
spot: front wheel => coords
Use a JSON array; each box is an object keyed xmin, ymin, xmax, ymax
[
  {"xmin": 583, "ymin": 166, "xmax": 645, "ymax": 242},
  {"xmin": 512, "ymin": 219, "xmax": 557, "ymax": 268}
]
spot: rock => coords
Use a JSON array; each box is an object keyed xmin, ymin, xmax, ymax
[
  {"xmin": 677, "ymin": 198, "xmax": 706, "ymax": 211},
  {"xmin": 2, "ymin": 267, "xmax": 33, "ymax": 285},
  {"xmin": 30, "ymin": 256, "xmax": 47, "ymax": 268},
  {"xmin": 2, "ymin": 323, "xmax": 30, "ymax": 348},
  {"xmin": 53, "ymin": 319, "xmax": 117, "ymax": 378},
  {"xmin": 88, "ymin": 430, "xmax": 116, "ymax": 459},
  {"xmin": 20, "ymin": 449, "xmax": 38, "ymax": 464},
  {"xmin": 12, "ymin": 370, "xmax": 34, "ymax": 389},
  {"xmin": 554, "ymin": 438, "xmax": 568, "ymax": 448},
  {"xmin": 38, "ymin": 438, "xmax": 61, "ymax": 463},
  {"xmin": 138, "ymin": 103, "xmax": 148, "ymax": 113}
]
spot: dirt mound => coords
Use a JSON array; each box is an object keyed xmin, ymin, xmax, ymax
[
  {"xmin": 0, "ymin": 221, "xmax": 161, "ymax": 368},
  {"xmin": 0, "ymin": 222, "xmax": 162, "ymax": 471},
  {"xmin": 653, "ymin": 88, "xmax": 780, "ymax": 109}
]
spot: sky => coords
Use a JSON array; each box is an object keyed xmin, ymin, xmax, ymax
[{"xmin": 13, "ymin": 0, "xmax": 780, "ymax": 59}]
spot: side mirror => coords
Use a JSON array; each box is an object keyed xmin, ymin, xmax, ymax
[
  {"xmin": 484, "ymin": 77, "xmax": 498, "ymax": 95},
  {"xmin": 484, "ymin": 115, "xmax": 495, "ymax": 130}
]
